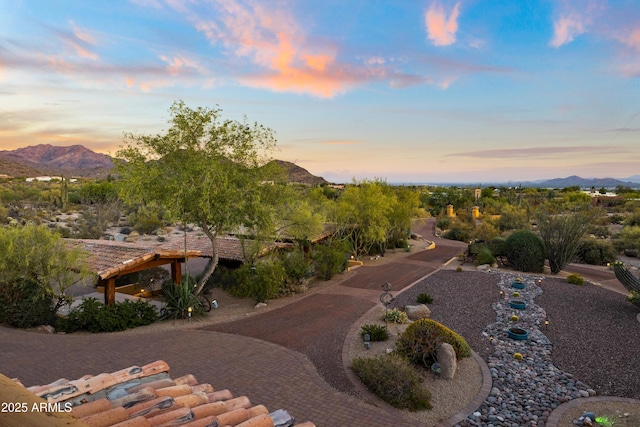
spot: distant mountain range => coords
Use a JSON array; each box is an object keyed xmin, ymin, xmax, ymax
[
  {"xmin": 0, "ymin": 144, "xmax": 328, "ymax": 185},
  {"xmin": 532, "ymin": 175, "xmax": 640, "ymax": 188},
  {"xmin": 0, "ymin": 144, "xmax": 113, "ymax": 178}
]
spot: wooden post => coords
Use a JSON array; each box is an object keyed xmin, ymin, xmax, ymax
[
  {"xmin": 103, "ymin": 278, "xmax": 116, "ymax": 305},
  {"xmin": 171, "ymin": 260, "xmax": 182, "ymax": 285}
]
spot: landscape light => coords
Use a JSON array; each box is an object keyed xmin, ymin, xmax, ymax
[
  {"xmin": 364, "ymin": 334, "xmax": 371, "ymax": 350},
  {"xmin": 188, "ymin": 306, "xmax": 192, "ymax": 321}
]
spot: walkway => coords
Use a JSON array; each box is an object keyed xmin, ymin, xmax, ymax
[{"xmin": 0, "ymin": 218, "xmax": 633, "ymax": 427}]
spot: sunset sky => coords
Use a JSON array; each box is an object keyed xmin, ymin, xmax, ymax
[{"xmin": 1, "ymin": 0, "xmax": 639, "ymax": 183}]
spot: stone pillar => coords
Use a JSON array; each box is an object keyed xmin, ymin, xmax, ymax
[
  {"xmin": 446, "ymin": 204, "xmax": 455, "ymax": 217},
  {"xmin": 472, "ymin": 206, "xmax": 480, "ymax": 219}
]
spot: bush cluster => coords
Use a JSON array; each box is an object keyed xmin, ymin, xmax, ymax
[
  {"xmin": 416, "ymin": 293, "xmax": 433, "ymax": 304},
  {"xmin": 575, "ymin": 238, "xmax": 617, "ymax": 266},
  {"xmin": 566, "ymin": 273, "xmax": 585, "ymax": 286},
  {"xmin": 58, "ymin": 298, "xmax": 157, "ymax": 333},
  {"xmin": 359, "ymin": 323, "xmax": 389, "ymax": 342},
  {"xmin": 351, "ymin": 354, "xmax": 432, "ymax": 412},
  {"xmin": 230, "ymin": 259, "xmax": 286, "ymax": 303},
  {"xmin": 382, "ymin": 308, "xmax": 408, "ymax": 324},
  {"xmin": 504, "ymin": 230, "xmax": 546, "ymax": 273},
  {"xmin": 312, "ymin": 242, "xmax": 348, "ymax": 280},
  {"xmin": 396, "ymin": 318, "xmax": 471, "ymax": 368},
  {"xmin": 0, "ymin": 278, "xmax": 56, "ymax": 328}
]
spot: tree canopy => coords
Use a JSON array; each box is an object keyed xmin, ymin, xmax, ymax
[{"xmin": 117, "ymin": 101, "xmax": 281, "ymax": 291}]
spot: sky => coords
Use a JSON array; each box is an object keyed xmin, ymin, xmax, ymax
[{"xmin": 0, "ymin": 0, "xmax": 639, "ymax": 184}]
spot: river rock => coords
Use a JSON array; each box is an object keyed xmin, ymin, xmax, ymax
[{"xmin": 405, "ymin": 304, "xmax": 431, "ymax": 320}]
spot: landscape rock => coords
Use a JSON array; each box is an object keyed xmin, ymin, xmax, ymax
[
  {"xmin": 476, "ymin": 264, "xmax": 491, "ymax": 271},
  {"xmin": 255, "ymin": 302, "xmax": 267, "ymax": 309},
  {"xmin": 405, "ymin": 304, "xmax": 431, "ymax": 320},
  {"xmin": 437, "ymin": 343, "xmax": 457, "ymax": 380},
  {"xmin": 34, "ymin": 325, "xmax": 55, "ymax": 334}
]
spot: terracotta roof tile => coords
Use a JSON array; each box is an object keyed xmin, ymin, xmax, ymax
[{"xmin": 8, "ymin": 360, "xmax": 315, "ymax": 427}]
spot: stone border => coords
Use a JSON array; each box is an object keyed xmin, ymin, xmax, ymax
[{"xmin": 546, "ymin": 396, "xmax": 640, "ymax": 427}]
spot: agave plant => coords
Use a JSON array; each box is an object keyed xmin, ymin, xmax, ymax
[{"xmin": 159, "ymin": 275, "xmax": 205, "ymax": 321}]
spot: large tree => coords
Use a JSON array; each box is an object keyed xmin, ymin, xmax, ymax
[
  {"xmin": 117, "ymin": 101, "xmax": 280, "ymax": 292},
  {"xmin": 535, "ymin": 202, "xmax": 600, "ymax": 274}
]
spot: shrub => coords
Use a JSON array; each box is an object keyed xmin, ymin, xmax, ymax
[
  {"xmin": 0, "ymin": 278, "xmax": 56, "ymax": 328},
  {"xmin": 351, "ymin": 354, "xmax": 432, "ymax": 411},
  {"xmin": 475, "ymin": 244, "xmax": 496, "ymax": 266},
  {"xmin": 567, "ymin": 273, "xmax": 585, "ymax": 286},
  {"xmin": 627, "ymin": 290, "xmax": 640, "ymax": 307},
  {"xmin": 159, "ymin": 276, "xmax": 205, "ymax": 320},
  {"xmin": 575, "ymin": 238, "xmax": 617, "ymax": 266},
  {"xmin": 382, "ymin": 308, "xmax": 408, "ymax": 324},
  {"xmin": 230, "ymin": 259, "xmax": 286, "ymax": 303},
  {"xmin": 312, "ymin": 241, "xmax": 348, "ymax": 280},
  {"xmin": 489, "ymin": 237, "xmax": 507, "ymax": 257},
  {"xmin": 416, "ymin": 293, "xmax": 433, "ymax": 304},
  {"xmin": 58, "ymin": 298, "xmax": 157, "ymax": 333},
  {"xmin": 396, "ymin": 318, "xmax": 471, "ymax": 368},
  {"xmin": 436, "ymin": 217, "xmax": 452, "ymax": 230},
  {"xmin": 510, "ymin": 314, "xmax": 519, "ymax": 322},
  {"xmin": 504, "ymin": 230, "xmax": 546, "ymax": 273},
  {"xmin": 455, "ymin": 267, "xmax": 462, "ymax": 272},
  {"xmin": 282, "ymin": 250, "xmax": 312, "ymax": 291},
  {"xmin": 443, "ymin": 225, "xmax": 471, "ymax": 242},
  {"xmin": 360, "ymin": 323, "xmax": 389, "ymax": 342}
]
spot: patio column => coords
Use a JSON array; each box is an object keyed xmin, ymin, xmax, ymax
[
  {"xmin": 171, "ymin": 260, "xmax": 182, "ymax": 285},
  {"xmin": 103, "ymin": 278, "xmax": 116, "ymax": 305}
]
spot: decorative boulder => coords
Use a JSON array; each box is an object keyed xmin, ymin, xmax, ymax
[
  {"xmin": 405, "ymin": 304, "xmax": 431, "ymax": 321},
  {"xmin": 437, "ymin": 343, "xmax": 457, "ymax": 380}
]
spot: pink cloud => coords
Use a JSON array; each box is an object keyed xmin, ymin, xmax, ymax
[
  {"xmin": 425, "ymin": 1, "xmax": 461, "ymax": 47},
  {"xmin": 550, "ymin": 15, "xmax": 587, "ymax": 47},
  {"xmin": 168, "ymin": 0, "xmax": 385, "ymax": 97}
]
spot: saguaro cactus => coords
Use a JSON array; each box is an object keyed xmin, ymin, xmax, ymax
[{"xmin": 613, "ymin": 262, "xmax": 640, "ymax": 295}]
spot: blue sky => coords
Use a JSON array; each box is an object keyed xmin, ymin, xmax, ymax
[{"xmin": 1, "ymin": 0, "xmax": 638, "ymax": 183}]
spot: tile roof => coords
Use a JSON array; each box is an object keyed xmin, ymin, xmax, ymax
[
  {"xmin": 6, "ymin": 360, "xmax": 316, "ymax": 427},
  {"xmin": 65, "ymin": 239, "xmax": 202, "ymax": 280}
]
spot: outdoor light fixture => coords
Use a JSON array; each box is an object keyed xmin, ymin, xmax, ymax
[
  {"xmin": 499, "ymin": 290, "xmax": 504, "ymax": 298},
  {"xmin": 188, "ymin": 306, "xmax": 192, "ymax": 321},
  {"xmin": 544, "ymin": 319, "xmax": 550, "ymax": 328},
  {"xmin": 489, "ymin": 335, "xmax": 494, "ymax": 341},
  {"xmin": 364, "ymin": 333, "xmax": 371, "ymax": 350},
  {"xmin": 140, "ymin": 289, "xmax": 145, "ymax": 297}
]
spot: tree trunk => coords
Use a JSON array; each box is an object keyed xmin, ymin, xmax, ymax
[{"xmin": 195, "ymin": 225, "xmax": 220, "ymax": 295}]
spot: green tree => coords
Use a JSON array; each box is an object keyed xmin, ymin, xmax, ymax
[
  {"xmin": 336, "ymin": 180, "xmax": 392, "ymax": 258},
  {"xmin": 117, "ymin": 101, "xmax": 280, "ymax": 293},
  {"xmin": 0, "ymin": 225, "xmax": 92, "ymax": 327},
  {"xmin": 535, "ymin": 203, "xmax": 600, "ymax": 274},
  {"xmin": 497, "ymin": 204, "xmax": 528, "ymax": 231}
]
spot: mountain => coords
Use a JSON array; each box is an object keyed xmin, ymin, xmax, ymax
[
  {"xmin": 0, "ymin": 144, "xmax": 114, "ymax": 178},
  {"xmin": 271, "ymin": 160, "xmax": 328, "ymax": 185},
  {"xmin": 535, "ymin": 175, "xmax": 639, "ymax": 188},
  {"xmin": 625, "ymin": 175, "xmax": 640, "ymax": 184},
  {"xmin": 0, "ymin": 144, "xmax": 329, "ymax": 185}
]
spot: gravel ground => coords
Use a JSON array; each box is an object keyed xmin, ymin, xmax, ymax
[
  {"xmin": 537, "ymin": 278, "xmax": 640, "ymax": 399},
  {"xmin": 391, "ymin": 269, "xmax": 499, "ymax": 360}
]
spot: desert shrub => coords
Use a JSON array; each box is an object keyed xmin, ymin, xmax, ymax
[
  {"xmin": 230, "ymin": 259, "xmax": 286, "ymax": 303},
  {"xmin": 59, "ymin": 298, "xmax": 157, "ymax": 333},
  {"xmin": 475, "ymin": 244, "xmax": 496, "ymax": 266},
  {"xmin": 489, "ymin": 237, "xmax": 507, "ymax": 257},
  {"xmin": 504, "ymin": 230, "xmax": 546, "ymax": 273},
  {"xmin": 382, "ymin": 308, "xmax": 408, "ymax": 324},
  {"xmin": 312, "ymin": 241, "xmax": 348, "ymax": 280},
  {"xmin": 566, "ymin": 273, "xmax": 585, "ymax": 286},
  {"xmin": 0, "ymin": 278, "xmax": 56, "ymax": 328},
  {"xmin": 416, "ymin": 293, "xmax": 433, "ymax": 304},
  {"xmin": 436, "ymin": 217, "xmax": 452, "ymax": 230},
  {"xmin": 351, "ymin": 354, "xmax": 432, "ymax": 411},
  {"xmin": 455, "ymin": 267, "xmax": 462, "ymax": 272},
  {"xmin": 443, "ymin": 225, "xmax": 471, "ymax": 242},
  {"xmin": 282, "ymin": 250, "xmax": 312, "ymax": 287},
  {"xmin": 396, "ymin": 318, "xmax": 471, "ymax": 368},
  {"xmin": 360, "ymin": 323, "xmax": 389, "ymax": 342},
  {"xmin": 575, "ymin": 239, "xmax": 617, "ymax": 266}
]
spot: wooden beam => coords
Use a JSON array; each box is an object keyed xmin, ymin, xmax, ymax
[{"xmin": 112, "ymin": 258, "xmax": 186, "ymax": 278}]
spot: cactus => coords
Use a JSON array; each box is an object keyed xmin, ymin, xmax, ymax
[{"xmin": 613, "ymin": 263, "xmax": 640, "ymax": 295}]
